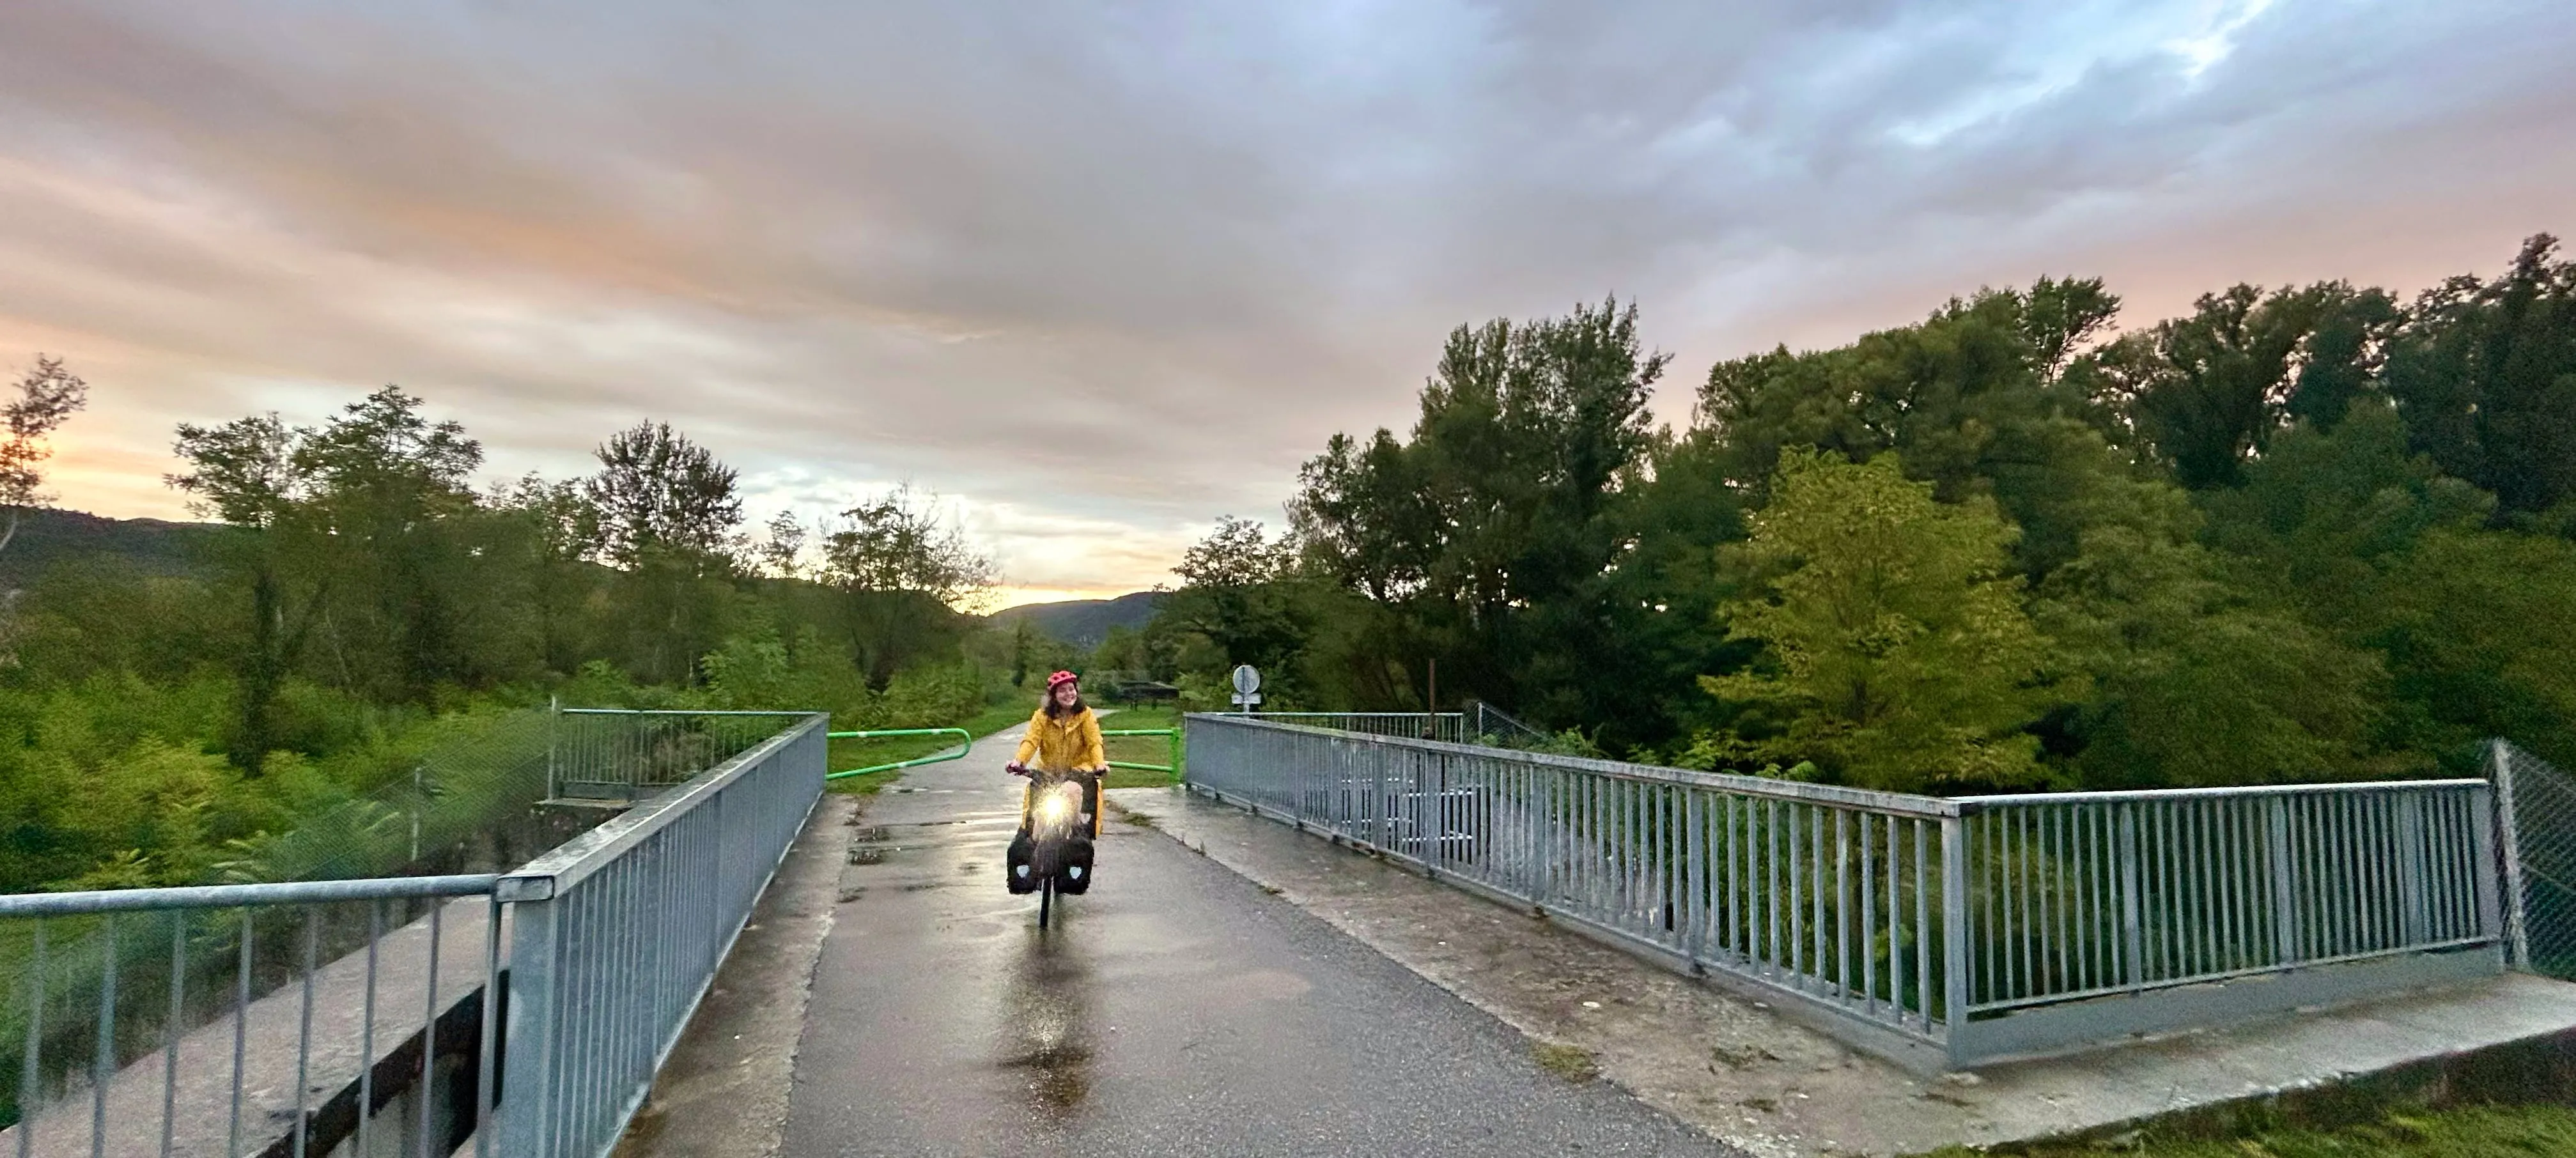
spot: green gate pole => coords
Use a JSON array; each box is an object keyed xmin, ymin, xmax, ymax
[
  {"xmin": 1102, "ymin": 728, "xmax": 1181, "ymax": 776},
  {"xmin": 825, "ymin": 728, "xmax": 974, "ymax": 780}
]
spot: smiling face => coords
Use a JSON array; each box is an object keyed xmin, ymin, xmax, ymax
[{"xmin": 1053, "ymin": 681, "xmax": 1079, "ymax": 708}]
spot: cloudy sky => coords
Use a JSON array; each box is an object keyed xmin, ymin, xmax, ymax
[{"xmin": 1, "ymin": 1, "xmax": 2569, "ymax": 605}]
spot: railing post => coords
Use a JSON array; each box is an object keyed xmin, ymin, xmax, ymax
[
  {"xmin": 2469, "ymin": 782, "xmax": 2506, "ymax": 948},
  {"xmin": 2120, "ymin": 803, "xmax": 2144, "ymax": 992},
  {"xmin": 547, "ymin": 696, "xmax": 560, "ymax": 803},
  {"xmin": 1684, "ymin": 787, "xmax": 1705, "ymax": 971},
  {"xmin": 2266, "ymin": 797, "xmax": 2299, "ymax": 966},
  {"xmin": 1371, "ymin": 737, "xmax": 1389, "ymax": 851},
  {"xmin": 1941, "ymin": 814, "xmax": 1970, "ymax": 1059},
  {"xmin": 2492, "ymin": 740, "xmax": 2533, "ymax": 970},
  {"xmin": 2397, "ymin": 793, "xmax": 2430, "ymax": 946},
  {"xmin": 497, "ymin": 888, "xmax": 561, "ymax": 1157}
]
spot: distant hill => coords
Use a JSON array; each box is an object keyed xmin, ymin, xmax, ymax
[
  {"xmin": 0, "ymin": 508, "xmax": 221, "ymax": 587},
  {"xmin": 990, "ymin": 591, "xmax": 1164, "ymax": 649}
]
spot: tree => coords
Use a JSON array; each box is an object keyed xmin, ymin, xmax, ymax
[
  {"xmin": 1152, "ymin": 516, "xmax": 1315, "ymax": 700},
  {"xmin": 169, "ymin": 412, "xmax": 326, "ymax": 771},
  {"xmin": 2384, "ymin": 233, "xmax": 2576, "ymax": 521},
  {"xmin": 584, "ymin": 421, "xmax": 745, "ymax": 569},
  {"xmin": 1289, "ymin": 296, "xmax": 1671, "ymax": 722},
  {"xmin": 1699, "ymin": 449, "xmax": 2054, "ymax": 792},
  {"xmin": 2200, "ymin": 403, "xmax": 2575, "ymax": 771},
  {"xmin": 1701, "ymin": 286, "xmax": 2166, "ymax": 582},
  {"xmin": 487, "ymin": 474, "xmax": 604, "ymax": 676},
  {"xmin": 582, "ymin": 422, "xmax": 746, "ymax": 683},
  {"xmin": 2034, "ymin": 502, "xmax": 2395, "ymax": 788},
  {"xmin": 818, "ymin": 486, "xmax": 993, "ymax": 686},
  {"xmin": 2085, "ymin": 282, "xmax": 2396, "ymax": 490},
  {"xmin": 0, "ymin": 354, "xmax": 89, "ymax": 555},
  {"xmin": 755, "ymin": 510, "xmax": 808, "ymax": 579},
  {"xmin": 821, "ymin": 486, "xmax": 991, "ymax": 603},
  {"xmin": 293, "ymin": 387, "xmax": 486, "ymax": 698}
]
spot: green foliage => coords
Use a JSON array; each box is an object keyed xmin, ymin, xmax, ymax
[
  {"xmin": 1174, "ymin": 232, "xmax": 2576, "ymax": 794},
  {"xmin": 1147, "ymin": 516, "xmax": 1320, "ymax": 705},
  {"xmin": 2035, "ymin": 510, "xmax": 2398, "ymax": 787},
  {"xmin": 1282, "ymin": 296, "xmax": 1679, "ymax": 742},
  {"xmin": 2384, "ymin": 234, "xmax": 2576, "ymax": 520},
  {"xmin": 2086, "ymin": 281, "xmax": 2399, "ymax": 488},
  {"xmin": 818, "ymin": 486, "xmax": 993, "ymax": 687},
  {"xmin": 1940, "ymin": 1101, "xmax": 2576, "ymax": 1157},
  {"xmin": 4, "ymin": 389, "xmax": 1014, "ymax": 893},
  {"xmin": 1700, "ymin": 450, "xmax": 2054, "ymax": 792}
]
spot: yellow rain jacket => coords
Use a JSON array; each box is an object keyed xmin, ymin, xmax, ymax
[
  {"xmin": 1014, "ymin": 706, "xmax": 1106, "ymax": 837},
  {"xmin": 1014, "ymin": 706, "xmax": 1106, "ymax": 772}
]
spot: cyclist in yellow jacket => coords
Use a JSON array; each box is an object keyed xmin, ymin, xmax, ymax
[{"xmin": 1007, "ymin": 670, "xmax": 1106, "ymax": 838}]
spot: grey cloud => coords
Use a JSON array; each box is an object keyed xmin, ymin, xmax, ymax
[{"xmin": 1, "ymin": 0, "xmax": 2571, "ymax": 594}]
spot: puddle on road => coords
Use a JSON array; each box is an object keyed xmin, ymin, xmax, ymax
[{"xmin": 995, "ymin": 933, "xmax": 1095, "ymax": 1120}]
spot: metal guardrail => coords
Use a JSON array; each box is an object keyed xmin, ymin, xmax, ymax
[
  {"xmin": 3, "ymin": 710, "xmax": 826, "ymax": 1156},
  {"xmin": 497, "ymin": 713, "xmax": 823, "ymax": 1157},
  {"xmin": 548, "ymin": 708, "xmax": 811, "ymax": 803},
  {"xmin": 2, "ymin": 877, "xmax": 506, "ymax": 1157},
  {"xmin": 1184, "ymin": 714, "xmax": 2508, "ymax": 1070},
  {"xmin": 1243, "ymin": 712, "xmax": 1468, "ymax": 743}
]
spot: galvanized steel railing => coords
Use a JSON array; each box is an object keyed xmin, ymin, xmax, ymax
[
  {"xmin": 3, "ymin": 710, "xmax": 826, "ymax": 1156},
  {"xmin": 1243, "ymin": 712, "xmax": 1468, "ymax": 743},
  {"xmin": 547, "ymin": 707, "xmax": 809, "ymax": 803},
  {"xmin": 1, "ymin": 876, "xmax": 506, "ymax": 1157},
  {"xmin": 496, "ymin": 713, "xmax": 825, "ymax": 1157},
  {"xmin": 1183, "ymin": 714, "xmax": 2508, "ymax": 1069}
]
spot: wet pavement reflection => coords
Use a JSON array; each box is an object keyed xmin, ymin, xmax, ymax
[
  {"xmin": 782, "ymin": 723, "xmax": 1742, "ymax": 1157},
  {"xmin": 994, "ymin": 930, "xmax": 1092, "ymax": 1119}
]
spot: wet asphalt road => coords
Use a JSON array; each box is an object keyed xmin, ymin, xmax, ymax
[{"xmin": 780, "ymin": 724, "xmax": 1740, "ymax": 1158}]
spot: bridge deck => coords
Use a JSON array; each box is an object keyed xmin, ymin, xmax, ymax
[{"xmin": 774, "ymin": 724, "xmax": 1736, "ymax": 1157}]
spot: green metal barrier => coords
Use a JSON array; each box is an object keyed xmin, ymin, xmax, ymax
[
  {"xmin": 1101, "ymin": 728, "xmax": 1181, "ymax": 775},
  {"xmin": 825, "ymin": 727, "xmax": 973, "ymax": 780}
]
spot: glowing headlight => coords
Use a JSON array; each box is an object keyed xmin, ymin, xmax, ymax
[{"xmin": 1036, "ymin": 789, "xmax": 1076, "ymax": 826}]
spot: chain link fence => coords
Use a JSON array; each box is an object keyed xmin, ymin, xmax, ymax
[
  {"xmin": 2495, "ymin": 739, "xmax": 2576, "ymax": 980},
  {"xmin": 1466, "ymin": 700, "xmax": 1556, "ymax": 750}
]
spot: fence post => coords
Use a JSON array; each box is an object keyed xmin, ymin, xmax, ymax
[
  {"xmin": 2266, "ymin": 797, "xmax": 2299, "ymax": 966},
  {"xmin": 2492, "ymin": 740, "xmax": 2532, "ymax": 970},
  {"xmin": 1941, "ymin": 814, "xmax": 1970, "ymax": 1061},
  {"xmin": 2469, "ymin": 782, "xmax": 2506, "ymax": 951},
  {"xmin": 1684, "ymin": 787, "xmax": 1705, "ymax": 971},
  {"xmin": 547, "ymin": 696, "xmax": 560, "ymax": 803},
  {"xmin": 496, "ymin": 888, "xmax": 561, "ymax": 1157},
  {"xmin": 2397, "ymin": 793, "xmax": 2430, "ymax": 946},
  {"xmin": 2120, "ymin": 803, "xmax": 2144, "ymax": 992},
  {"xmin": 1371, "ymin": 737, "xmax": 1389, "ymax": 851}
]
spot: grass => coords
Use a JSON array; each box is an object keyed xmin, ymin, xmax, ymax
[
  {"xmin": 821, "ymin": 700, "xmax": 1183, "ymax": 796},
  {"xmin": 1923, "ymin": 1102, "xmax": 2576, "ymax": 1157},
  {"xmin": 824, "ymin": 702, "xmax": 1031, "ymax": 796},
  {"xmin": 1532, "ymin": 1042, "xmax": 1601, "ymax": 1083},
  {"xmin": 1098, "ymin": 703, "xmax": 1185, "ymax": 789}
]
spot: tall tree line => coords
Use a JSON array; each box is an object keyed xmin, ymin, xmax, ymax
[
  {"xmin": 0, "ymin": 387, "xmax": 996, "ymax": 892},
  {"xmin": 1142, "ymin": 235, "xmax": 2576, "ymax": 793}
]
